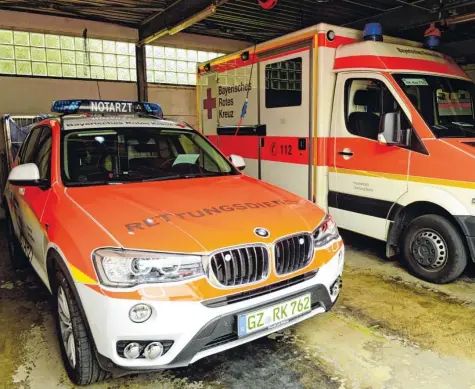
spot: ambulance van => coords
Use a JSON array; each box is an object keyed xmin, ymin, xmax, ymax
[{"xmin": 197, "ymin": 23, "xmax": 475, "ymax": 284}]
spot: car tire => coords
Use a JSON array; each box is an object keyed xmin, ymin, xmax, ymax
[
  {"xmin": 54, "ymin": 270, "xmax": 110, "ymax": 386},
  {"xmin": 401, "ymin": 214, "xmax": 467, "ymax": 284},
  {"xmin": 5, "ymin": 210, "xmax": 29, "ymax": 270}
]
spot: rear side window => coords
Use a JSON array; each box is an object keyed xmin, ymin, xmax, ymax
[{"xmin": 265, "ymin": 57, "xmax": 302, "ymax": 108}]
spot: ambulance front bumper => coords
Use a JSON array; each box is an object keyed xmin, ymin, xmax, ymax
[{"xmin": 76, "ymin": 247, "xmax": 344, "ymax": 374}]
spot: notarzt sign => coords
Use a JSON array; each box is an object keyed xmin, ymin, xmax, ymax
[{"xmin": 90, "ymin": 101, "xmax": 135, "ymax": 113}]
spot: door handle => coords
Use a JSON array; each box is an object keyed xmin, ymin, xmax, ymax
[{"xmin": 338, "ymin": 149, "xmax": 354, "ymax": 157}]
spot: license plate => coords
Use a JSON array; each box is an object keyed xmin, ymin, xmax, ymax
[{"xmin": 237, "ymin": 293, "xmax": 311, "ymax": 337}]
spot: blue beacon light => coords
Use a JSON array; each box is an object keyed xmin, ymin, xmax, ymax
[{"xmin": 363, "ymin": 23, "xmax": 384, "ymax": 42}]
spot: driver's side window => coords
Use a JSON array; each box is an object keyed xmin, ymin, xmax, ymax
[
  {"xmin": 19, "ymin": 127, "xmax": 42, "ymax": 164},
  {"xmin": 345, "ymin": 78, "xmax": 403, "ymax": 141}
]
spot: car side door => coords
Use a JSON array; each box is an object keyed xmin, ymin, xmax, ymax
[{"xmin": 14, "ymin": 125, "xmax": 53, "ymax": 279}]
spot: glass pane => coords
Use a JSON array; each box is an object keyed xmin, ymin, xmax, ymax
[
  {"xmin": 103, "ymin": 40, "xmax": 115, "ymax": 54},
  {"xmin": 16, "ymin": 61, "xmax": 32, "ymax": 75},
  {"xmin": 14, "ymin": 31, "xmax": 29, "ymax": 46},
  {"xmin": 75, "ymin": 51, "xmax": 86, "ymax": 65},
  {"xmin": 155, "ymin": 71, "xmax": 166, "ymax": 83},
  {"xmin": 75, "ymin": 37, "xmax": 85, "ymax": 51},
  {"xmin": 15, "ymin": 46, "xmax": 30, "ymax": 61},
  {"xmin": 104, "ymin": 54, "xmax": 116, "ymax": 67},
  {"xmin": 116, "ymin": 42, "xmax": 128, "ymax": 55},
  {"xmin": 130, "ymin": 70, "xmax": 137, "ymax": 82},
  {"xmin": 208, "ymin": 52, "xmax": 218, "ymax": 60},
  {"xmin": 0, "ymin": 30, "xmax": 13, "ymax": 45},
  {"xmin": 32, "ymin": 62, "xmax": 47, "ymax": 76},
  {"xmin": 62, "ymin": 64, "xmax": 76, "ymax": 77},
  {"xmin": 146, "ymin": 57, "xmax": 154, "ymax": 69},
  {"xmin": 0, "ymin": 60, "xmax": 15, "ymax": 74},
  {"xmin": 145, "ymin": 46, "xmax": 153, "ymax": 57},
  {"xmin": 76, "ymin": 65, "xmax": 90, "ymax": 78},
  {"xmin": 177, "ymin": 60, "xmax": 187, "ymax": 73},
  {"xmin": 187, "ymin": 50, "xmax": 197, "ymax": 62},
  {"xmin": 188, "ymin": 73, "xmax": 196, "ymax": 85},
  {"xmin": 118, "ymin": 68, "xmax": 130, "ymax": 81},
  {"xmin": 88, "ymin": 39, "xmax": 102, "ymax": 52},
  {"xmin": 31, "ymin": 47, "xmax": 46, "ymax": 62},
  {"xmin": 62, "ymin": 50, "xmax": 75, "ymax": 64},
  {"xmin": 166, "ymin": 59, "xmax": 176, "ymax": 72},
  {"xmin": 47, "ymin": 63, "xmax": 62, "ymax": 77},
  {"xmin": 198, "ymin": 51, "xmax": 208, "ymax": 62},
  {"xmin": 0, "ymin": 45, "xmax": 14, "ymax": 59},
  {"xmin": 91, "ymin": 66, "xmax": 104, "ymax": 79},
  {"xmin": 166, "ymin": 72, "xmax": 177, "ymax": 84},
  {"xmin": 187, "ymin": 61, "xmax": 196, "ymax": 74},
  {"xmin": 154, "ymin": 58, "xmax": 165, "ymax": 71},
  {"xmin": 129, "ymin": 56, "xmax": 136, "ymax": 69},
  {"xmin": 61, "ymin": 36, "xmax": 75, "ymax": 50},
  {"xmin": 90, "ymin": 53, "xmax": 103, "ymax": 66},
  {"xmin": 176, "ymin": 48, "xmax": 187, "ymax": 61},
  {"xmin": 146, "ymin": 70, "xmax": 154, "ymax": 82},
  {"xmin": 128, "ymin": 43, "xmax": 136, "ymax": 56},
  {"xmin": 45, "ymin": 35, "xmax": 60, "ymax": 49},
  {"xmin": 177, "ymin": 72, "xmax": 188, "ymax": 85},
  {"xmin": 30, "ymin": 33, "xmax": 45, "ymax": 47},
  {"xmin": 117, "ymin": 55, "xmax": 129, "ymax": 68},
  {"xmin": 104, "ymin": 67, "xmax": 117, "ymax": 80},
  {"xmin": 165, "ymin": 47, "xmax": 176, "ymax": 59},
  {"xmin": 154, "ymin": 46, "xmax": 165, "ymax": 58},
  {"xmin": 46, "ymin": 49, "xmax": 61, "ymax": 63}
]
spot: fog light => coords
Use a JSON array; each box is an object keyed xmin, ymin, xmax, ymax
[
  {"xmin": 123, "ymin": 342, "xmax": 141, "ymax": 359},
  {"xmin": 129, "ymin": 304, "xmax": 152, "ymax": 323},
  {"xmin": 330, "ymin": 276, "xmax": 342, "ymax": 297},
  {"xmin": 144, "ymin": 342, "xmax": 164, "ymax": 360}
]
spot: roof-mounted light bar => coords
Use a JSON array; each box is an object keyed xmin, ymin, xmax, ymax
[{"xmin": 51, "ymin": 99, "xmax": 164, "ymax": 118}]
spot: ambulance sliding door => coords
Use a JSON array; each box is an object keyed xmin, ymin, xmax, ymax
[{"xmin": 259, "ymin": 43, "xmax": 312, "ymax": 200}]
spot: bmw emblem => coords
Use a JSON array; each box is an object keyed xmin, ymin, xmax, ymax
[{"xmin": 254, "ymin": 228, "xmax": 270, "ymax": 238}]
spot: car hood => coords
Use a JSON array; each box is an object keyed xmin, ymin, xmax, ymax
[
  {"xmin": 442, "ymin": 138, "xmax": 475, "ymax": 156},
  {"xmin": 65, "ymin": 175, "xmax": 325, "ymax": 253}
]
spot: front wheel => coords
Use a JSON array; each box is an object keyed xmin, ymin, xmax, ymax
[
  {"xmin": 401, "ymin": 214, "xmax": 468, "ymax": 284},
  {"xmin": 54, "ymin": 270, "xmax": 109, "ymax": 385}
]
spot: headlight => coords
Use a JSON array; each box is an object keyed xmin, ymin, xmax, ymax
[
  {"xmin": 313, "ymin": 214, "xmax": 339, "ymax": 247},
  {"xmin": 93, "ymin": 249, "xmax": 204, "ymax": 287}
]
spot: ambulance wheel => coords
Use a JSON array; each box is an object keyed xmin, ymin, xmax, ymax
[
  {"xmin": 54, "ymin": 270, "xmax": 109, "ymax": 386},
  {"xmin": 401, "ymin": 214, "xmax": 467, "ymax": 284},
  {"xmin": 5, "ymin": 210, "xmax": 29, "ymax": 270}
]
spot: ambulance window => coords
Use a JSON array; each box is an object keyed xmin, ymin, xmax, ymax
[
  {"xmin": 265, "ymin": 57, "xmax": 302, "ymax": 108},
  {"xmin": 345, "ymin": 78, "xmax": 404, "ymax": 140},
  {"xmin": 20, "ymin": 127, "xmax": 42, "ymax": 164},
  {"xmin": 34, "ymin": 127, "xmax": 52, "ymax": 181}
]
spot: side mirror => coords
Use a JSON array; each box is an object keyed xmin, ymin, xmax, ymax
[
  {"xmin": 8, "ymin": 163, "xmax": 48, "ymax": 189},
  {"xmin": 229, "ymin": 154, "xmax": 246, "ymax": 171},
  {"xmin": 379, "ymin": 112, "xmax": 407, "ymax": 146}
]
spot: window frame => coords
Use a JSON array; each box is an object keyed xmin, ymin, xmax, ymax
[{"xmin": 264, "ymin": 56, "xmax": 303, "ymax": 109}]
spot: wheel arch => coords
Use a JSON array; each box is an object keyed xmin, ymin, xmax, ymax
[{"xmin": 386, "ymin": 200, "xmax": 471, "ymax": 261}]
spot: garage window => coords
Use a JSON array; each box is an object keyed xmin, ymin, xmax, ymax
[{"xmin": 265, "ymin": 57, "xmax": 302, "ymax": 108}]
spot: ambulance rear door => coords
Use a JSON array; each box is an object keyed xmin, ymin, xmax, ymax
[{"xmin": 259, "ymin": 41, "xmax": 313, "ymax": 200}]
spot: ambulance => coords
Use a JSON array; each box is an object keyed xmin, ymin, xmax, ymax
[
  {"xmin": 197, "ymin": 22, "xmax": 475, "ymax": 284},
  {"xmin": 4, "ymin": 100, "xmax": 344, "ymax": 385}
]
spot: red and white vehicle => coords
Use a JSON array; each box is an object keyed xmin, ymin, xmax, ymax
[{"xmin": 197, "ymin": 23, "xmax": 475, "ymax": 284}]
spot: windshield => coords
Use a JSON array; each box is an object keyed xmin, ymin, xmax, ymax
[
  {"xmin": 393, "ymin": 74, "xmax": 475, "ymax": 138},
  {"xmin": 61, "ymin": 127, "xmax": 238, "ymax": 186}
]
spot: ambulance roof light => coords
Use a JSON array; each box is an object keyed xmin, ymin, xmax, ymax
[
  {"xmin": 423, "ymin": 23, "xmax": 441, "ymax": 50},
  {"xmin": 51, "ymin": 99, "xmax": 164, "ymax": 118},
  {"xmin": 363, "ymin": 23, "xmax": 383, "ymax": 42}
]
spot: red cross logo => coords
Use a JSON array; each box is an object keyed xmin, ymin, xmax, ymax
[{"xmin": 203, "ymin": 88, "xmax": 216, "ymax": 119}]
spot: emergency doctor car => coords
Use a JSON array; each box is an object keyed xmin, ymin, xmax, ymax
[{"xmin": 3, "ymin": 100, "xmax": 344, "ymax": 385}]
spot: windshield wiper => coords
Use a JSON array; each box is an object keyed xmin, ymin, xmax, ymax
[{"xmin": 67, "ymin": 180, "xmax": 123, "ymax": 187}]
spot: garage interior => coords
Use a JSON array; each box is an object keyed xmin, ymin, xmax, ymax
[{"xmin": 0, "ymin": 1, "xmax": 475, "ymax": 388}]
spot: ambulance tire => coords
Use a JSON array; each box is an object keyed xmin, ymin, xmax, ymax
[
  {"xmin": 5, "ymin": 210, "xmax": 29, "ymax": 270},
  {"xmin": 54, "ymin": 270, "xmax": 109, "ymax": 386},
  {"xmin": 401, "ymin": 214, "xmax": 467, "ymax": 284}
]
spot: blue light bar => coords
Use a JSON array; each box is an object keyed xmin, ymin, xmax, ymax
[
  {"xmin": 51, "ymin": 99, "xmax": 164, "ymax": 118},
  {"xmin": 363, "ymin": 23, "xmax": 383, "ymax": 42}
]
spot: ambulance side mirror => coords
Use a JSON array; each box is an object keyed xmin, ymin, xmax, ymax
[
  {"xmin": 8, "ymin": 163, "xmax": 49, "ymax": 189},
  {"xmin": 379, "ymin": 112, "xmax": 404, "ymax": 146},
  {"xmin": 229, "ymin": 154, "xmax": 246, "ymax": 171}
]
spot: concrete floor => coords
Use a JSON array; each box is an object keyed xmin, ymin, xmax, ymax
[{"xmin": 1, "ymin": 228, "xmax": 475, "ymax": 389}]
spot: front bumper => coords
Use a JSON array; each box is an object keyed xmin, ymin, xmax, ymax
[{"xmin": 76, "ymin": 246, "xmax": 344, "ymax": 374}]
